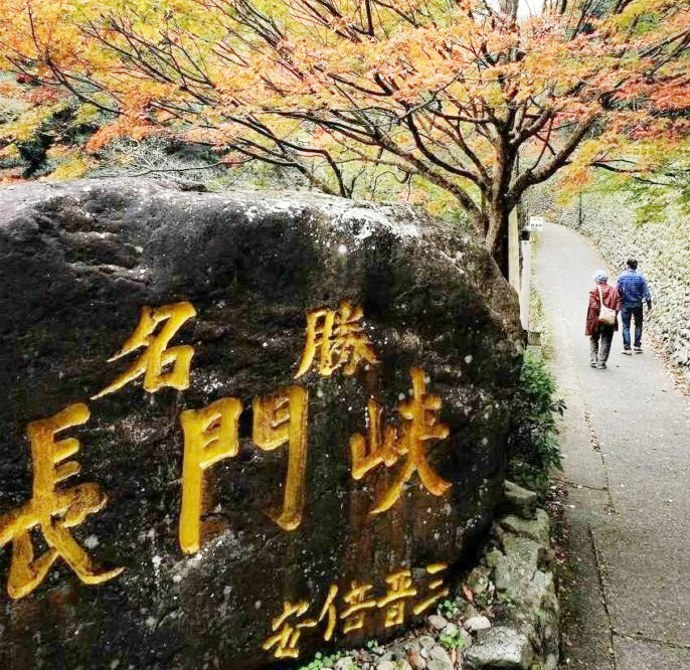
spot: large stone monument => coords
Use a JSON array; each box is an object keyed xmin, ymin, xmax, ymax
[{"xmin": 0, "ymin": 179, "xmax": 522, "ymax": 669}]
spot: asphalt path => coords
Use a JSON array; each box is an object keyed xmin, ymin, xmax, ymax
[{"xmin": 533, "ymin": 222, "xmax": 690, "ymax": 669}]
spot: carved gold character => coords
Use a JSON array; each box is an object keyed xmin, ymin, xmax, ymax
[
  {"xmin": 377, "ymin": 569, "xmax": 418, "ymax": 627},
  {"xmin": 350, "ymin": 368, "xmax": 451, "ymax": 515},
  {"xmin": 295, "ymin": 301, "xmax": 379, "ymax": 378},
  {"xmin": 350, "ymin": 398, "xmax": 399, "ymax": 480},
  {"xmin": 253, "ymin": 386, "xmax": 308, "ymax": 531},
  {"xmin": 340, "ymin": 581, "xmax": 377, "ymax": 634},
  {"xmin": 179, "ymin": 397, "xmax": 242, "ymax": 554},
  {"xmin": 318, "ymin": 584, "xmax": 339, "ymax": 641},
  {"xmin": 262, "ymin": 599, "xmax": 317, "ymax": 659},
  {"xmin": 413, "ymin": 563, "xmax": 450, "ymax": 615},
  {"xmin": 0, "ymin": 404, "xmax": 124, "ymax": 599},
  {"xmin": 92, "ymin": 301, "xmax": 196, "ymax": 399}
]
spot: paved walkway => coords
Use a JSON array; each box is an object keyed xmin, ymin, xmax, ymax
[{"xmin": 533, "ymin": 223, "xmax": 690, "ymax": 669}]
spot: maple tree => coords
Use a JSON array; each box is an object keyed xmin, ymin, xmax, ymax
[{"xmin": 0, "ymin": 0, "xmax": 688, "ymax": 270}]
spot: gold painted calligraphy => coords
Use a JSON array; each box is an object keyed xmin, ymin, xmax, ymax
[
  {"xmin": 295, "ymin": 301, "xmax": 379, "ymax": 378},
  {"xmin": 262, "ymin": 599, "xmax": 317, "ymax": 659},
  {"xmin": 350, "ymin": 398, "xmax": 399, "ymax": 480},
  {"xmin": 413, "ymin": 563, "xmax": 450, "ymax": 615},
  {"xmin": 340, "ymin": 580, "xmax": 377, "ymax": 634},
  {"xmin": 261, "ymin": 585, "xmax": 340, "ymax": 659},
  {"xmin": 263, "ymin": 564, "xmax": 450, "ymax": 658},
  {"xmin": 1, "ymin": 294, "xmax": 459, "ymax": 632},
  {"xmin": 92, "ymin": 301, "xmax": 196, "ymax": 399},
  {"xmin": 377, "ymin": 569, "xmax": 418, "ymax": 627},
  {"xmin": 318, "ymin": 584, "xmax": 339, "ymax": 641},
  {"xmin": 0, "ymin": 404, "xmax": 123, "ymax": 599},
  {"xmin": 350, "ymin": 367, "xmax": 451, "ymax": 514},
  {"xmin": 253, "ymin": 386, "xmax": 308, "ymax": 531},
  {"xmin": 179, "ymin": 397, "xmax": 242, "ymax": 554}
]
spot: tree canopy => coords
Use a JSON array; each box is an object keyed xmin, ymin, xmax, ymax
[{"xmin": 1, "ymin": 0, "xmax": 688, "ymax": 265}]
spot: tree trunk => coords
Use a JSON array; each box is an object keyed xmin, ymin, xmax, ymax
[
  {"xmin": 499, "ymin": 0, "xmax": 519, "ymax": 18},
  {"xmin": 485, "ymin": 202, "xmax": 510, "ymax": 278},
  {"xmin": 485, "ymin": 132, "xmax": 515, "ymax": 279}
]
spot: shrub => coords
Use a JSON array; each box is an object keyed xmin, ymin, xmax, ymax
[{"xmin": 507, "ymin": 350, "xmax": 565, "ymax": 492}]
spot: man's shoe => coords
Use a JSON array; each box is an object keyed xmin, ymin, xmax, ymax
[
  {"xmin": 634, "ymin": 346, "xmax": 643, "ymax": 353},
  {"xmin": 597, "ymin": 362, "xmax": 607, "ymax": 369},
  {"xmin": 590, "ymin": 361, "xmax": 597, "ymax": 367},
  {"xmin": 622, "ymin": 349, "xmax": 632, "ymax": 355}
]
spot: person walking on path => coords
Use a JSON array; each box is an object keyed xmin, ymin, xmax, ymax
[
  {"xmin": 586, "ymin": 269, "xmax": 621, "ymax": 369},
  {"xmin": 617, "ymin": 258, "xmax": 652, "ymax": 354}
]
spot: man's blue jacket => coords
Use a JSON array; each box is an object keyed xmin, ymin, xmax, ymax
[{"xmin": 617, "ymin": 269, "xmax": 652, "ymax": 308}]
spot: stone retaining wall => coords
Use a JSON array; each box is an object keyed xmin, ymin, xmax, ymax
[{"xmin": 528, "ymin": 187, "xmax": 690, "ymax": 380}]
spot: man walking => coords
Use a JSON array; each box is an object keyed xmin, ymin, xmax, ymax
[{"xmin": 617, "ymin": 258, "xmax": 652, "ymax": 354}]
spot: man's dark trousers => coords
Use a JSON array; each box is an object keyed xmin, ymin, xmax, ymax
[{"xmin": 621, "ymin": 305, "xmax": 643, "ymax": 349}]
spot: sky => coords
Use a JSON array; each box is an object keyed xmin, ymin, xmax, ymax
[
  {"xmin": 485, "ymin": 0, "xmax": 546, "ymax": 18},
  {"xmin": 518, "ymin": 0, "xmax": 545, "ymax": 18}
]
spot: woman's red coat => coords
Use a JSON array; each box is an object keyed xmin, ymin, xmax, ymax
[{"xmin": 586, "ymin": 283, "xmax": 621, "ymax": 336}]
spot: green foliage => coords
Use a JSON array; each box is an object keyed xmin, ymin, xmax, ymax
[
  {"xmin": 364, "ymin": 639, "xmax": 384, "ymax": 653},
  {"xmin": 580, "ymin": 150, "xmax": 690, "ymax": 227},
  {"xmin": 298, "ymin": 649, "xmax": 355, "ymax": 670},
  {"xmin": 439, "ymin": 629, "xmax": 466, "ymax": 651},
  {"xmin": 498, "ymin": 592, "xmax": 517, "ymax": 612},
  {"xmin": 438, "ymin": 598, "xmax": 461, "ymax": 620},
  {"xmin": 0, "ymin": 87, "xmax": 107, "ymax": 180},
  {"xmin": 624, "ymin": 179, "xmax": 690, "ymax": 227},
  {"xmin": 507, "ymin": 350, "xmax": 565, "ymax": 492}
]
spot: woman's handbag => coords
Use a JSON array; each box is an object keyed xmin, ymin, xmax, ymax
[{"xmin": 597, "ymin": 285, "xmax": 617, "ymax": 326}]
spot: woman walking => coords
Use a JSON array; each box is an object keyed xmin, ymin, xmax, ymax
[{"xmin": 586, "ymin": 270, "xmax": 621, "ymax": 369}]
